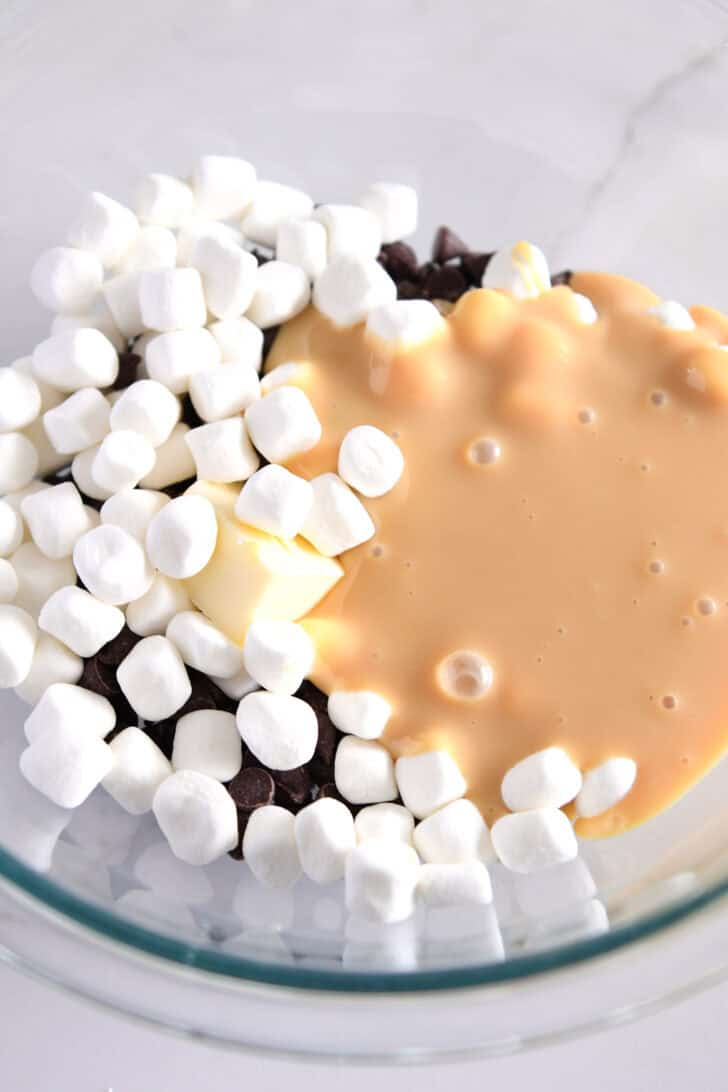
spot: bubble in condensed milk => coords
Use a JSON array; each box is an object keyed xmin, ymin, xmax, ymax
[
  {"xmin": 697, "ymin": 597, "xmax": 718, "ymax": 616},
  {"xmin": 578, "ymin": 407, "xmax": 596, "ymax": 425},
  {"xmin": 437, "ymin": 650, "xmax": 494, "ymax": 701},
  {"xmin": 468, "ymin": 438, "xmax": 501, "ymax": 466}
]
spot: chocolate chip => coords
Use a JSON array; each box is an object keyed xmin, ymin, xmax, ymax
[
  {"xmin": 79, "ymin": 656, "xmax": 137, "ymax": 725},
  {"xmin": 432, "ymin": 226, "xmax": 469, "ymax": 265},
  {"xmin": 262, "ymin": 326, "xmax": 280, "ymax": 363},
  {"xmin": 551, "ymin": 269, "xmax": 573, "ymax": 287},
  {"xmin": 422, "ymin": 265, "xmax": 468, "ymax": 303},
  {"xmin": 180, "ymin": 395, "xmax": 204, "ymax": 430},
  {"xmin": 461, "ymin": 251, "xmax": 493, "ymax": 286},
  {"xmin": 228, "ymin": 810, "xmax": 248, "ymax": 859},
  {"xmin": 379, "ymin": 241, "xmax": 419, "ymax": 282},
  {"xmin": 41, "ymin": 466, "xmax": 72, "ymax": 487},
  {"xmin": 273, "ymin": 765, "xmax": 312, "ymax": 812},
  {"xmin": 111, "ymin": 351, "xmax": 141, "ymax": 391},
  {"xmin": 227, "ymin": 766, "xmax": 275, "ymax": 811},
  {"xmin": 98, "ymin": 626, "xmax": 141, "ymax": 667},
  {"xmin": 397, "ymin": 280, "xmax": 421, "ymax": 300},
  {"xmin": 160, "ymin": 476, "xmax": 196, "ymax": 499},
  {"xmin": 140, "ymin": 717, "xmax": 176, "ymax": 759},
  {"xmin": 250, "ymin": 247, "xmax": 274, "ymax": 266}
]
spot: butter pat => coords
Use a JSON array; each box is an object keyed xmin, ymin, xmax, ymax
[{"xmin": 183, "ymin": 481, "xmax": 343, "ymax": 643}]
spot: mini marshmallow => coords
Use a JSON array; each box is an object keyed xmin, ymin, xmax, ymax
[
  {"xmin": 234, "ymin": 463, "xmax": 313, "ymax": 539},
  {"xmin": 21, "ymin": 482, "xmax": 93, "ymax": 558},
  {"xmin": 43, "ymin": 388, "xmax": 111, "ymax": 455},
  {"xmin": 50, "ymin": 292, "xmax": 126, "ymax": 352},
  {"xmin": 185, "ymin": 417, "xmax": 260, "ymax": 483},
  {"xmin": 0, "ymin": 605, "xmax": 37, "ymax": 687},
  {"xmin": 22, "ymin": 417, "xmax": 68, "ymax": 477},
  {"xmin": 294, "ymin": 798, "xmax": 356, "ymax": 885},
  {"xmin": 482, "ymin": 241, "xmax": 551, "ymax": 298},
  {"xmin": 242, "ymin": 805, "xmax": 302, "ymax": 888},
  {"xmin": 172, "ymin": 709, "xmax": 242, "ymax": 782},
  {"xmin": 176, "ymin": 219, "xmax": 243, "ymax": 266},
  {"xmin": 0, "ymin": 558, "xmax": 18, "ymax": 603},
  {"xmin": 102, "ymin": 272, "xmax": 145, "ymax": 339},
  {"xmin": 145, "ymin": 494, "xmax": 218, "ymax": 579},
  {"xmin": 413, "ymin": 799, "xmax": 493, "ymax": 864},
  {"xmin": 144, "ymin": 327, "xmax": 221, "ymax": 395},
  {"xmin": 92, "ymin": 429, "xmax": 157, "ymax": 492},
  {"xmin": 100, "ymin": 489, "xmax": 169, "ymax": 541},
  {"xmin": 167, "ymin": 609, "xmax": 244, "ymax": 678},
  {"xmin": 338, "ymin": 425, "xmax": 404, "ymax": 498},
  {"xmin": 276, "ymin": 218, "xmax": 327, "ymax": 279},
  {"xmin": 245, "ymin": 261, "xmax": 310, "ymax": 329},
  {"xmin": 20, "ymin": 724, "xmax": 113, "ymax": 809},
  {"xmin": 345, "ymin": 839, "xmax": 420, "ymax": 924},
  {"xmin": 491, "ymin": 808, "xmax": 578, "ymax": 874},
  {"xmin": 189, "ymin": 360, "xmax": 260, "ymax": 423},
  {"xmin": 300, "ymin": 473, "xmax": 375, "ymax": 557},
  {"xmin": 191, "ymin": 234, "xmax": 258, "ymax": 320},
  {"xmin": 30, "ymin": 247, "xmax": 104, "ymax": 313},
  {"xmin": 575, "ymin": 758, "xmax": 637, "ymax": 819},
  {"xmin": 192, "ymin": 155, "xmax": 257, "ymax": 220},
  {"xmin": 109, "ymin": 380, "xmax": 181, "ymax": 447},
  {"xmin": 417, "ymin": 861, "xmax": 493, "ymax": 909},
  {"xmin": 355, "ymin": 803, "xmax": 415, "ymax": 845},
  {"xmin": 153, "ymin": 769, "xmax": 238, "ymax": 866},
  {"xmin": 67, "ymin": 191, "xmax": 140, "ymax": 268},
  {"xmin": 313, "ymin": 205, "xmax": 382, "ymax": 260},
  {"xmin": 570, "ymin": 292, "xmax": 598, "ymax": 325},
  {"xmin": 14, "ymin": 634, "xmax": 83, "ymax": 706},
  {"xmin": 647, "ymin": 300, "xmax": 696, "ymax": 331},
  {"xmin": 245, "ymin": 386, "xmax": 321, "ymax": 463},
  {"xmin": 39, "ymin": 586, "xmax": 125, "ymax": 657},
  {"xmin": 139, "ymin": 268, "xmax": 207, "ymax": 332},
  {"xmin": 117, "ymin": 635, "xmax": 191, "ymax": 720},
  {"xmin": 139, "ymin": 424, "xmax": 197, "ymax": 489},
  {"xmin": 209, "ymin": 664, "xmax": 258, "ymax": 701},
  {"xmin": 328, "ymin": 690, "xmax": 391, "ymax": 740},
  {"xmin": 126, "ymin": 574, "xmax": 191, "ymax": 637},
  {"xmin": 134, "ymin": 173, "xmax": 195, "ymax": 228},
  {"xmin": 236, "ymin": 691, "xmax": 318, "ymax": 770},
  {"xmin": 32, "ymin": 328, "xmax": 119, "ymax": 392},
  {"xmin": 24, "ymin": 682, "xmax": 116, "ymax": 743},
  {"xmin": 395, "ymin": 751, "xmax": 467, "ymax": 819},
  {"xmin": 71, "ymin": 446, "xmax": 114, "ymax": 502},
  {"xmin": 73, "ymin": 524, "xmax": 154, "ymax": 605},
  {"xmin": 365, "ymin": 299, "xmax": 446, "ymax": 350},
  {"xmin": 0, "ymin": 368, "xmax": 41, "ymax": 432},
  {"xmin": 11, "ymin": 543, "xmax": 76, "ymax": 617},
  {"xmin": 208, "ymin": 316, "xmax": 264, "ymax": 368},
  {"xmin": 103, "ymin": 727, "xmax": 172, "ymax": 814},
  {"xmin": 242, "ymin": 619, "xmax": 315, "ymax": 694},
  {"xmin": 241, "ymin": 181, "xmax": 313, "ymax": 248},
  {"xmin": 501, "ymin": 747, "xmax": 582, "ymax": 812},
  {"xmin": 259, "ymin": 362, "xmax": 305, "ymax": 394},
  {"xmin": 359, "ymin": 182, "xmax": 418, "ymax": 243},
  {"xmin": 117, "ymin": 225, "xmax": 177, "ymax": 273},
  {"xmin": 0, "ymin": 433, "xmax": 39, "ymax": 493},
  {"xmin": 0, "ymin": 499, "xmax": 24, "ymax": 556},
  {"xmin": 12, "ymin": 355, "xmax": 65, "ymax": 411},
  {"xmin": 313, "ymin": 255, "xmax": 397, "ymax": 328},
  {"xmin": 335, "ymin": 736, "xmax": 397, "ymax": 805}
]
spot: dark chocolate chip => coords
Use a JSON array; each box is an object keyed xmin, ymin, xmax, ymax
[
  {"xmin": 42, "ymin": 466, "xmax": 73, "ymax": 487},
  {"xmin": 432, "ymin": 226, "xmax": 469, "ymax": 265},
  {"xmin": 422, "ymin": 265, "xmax": 468, "ymax": 303},
  {"xmin": 181, "ymin": 395, "xmax": 204, "ymax": 430},
  {"xmin": 262, "ymin": 326, "xmax": 280, "ymax": 363},
  {"xmin": 273, "ymin": 765, "xmax": 312, "ymax": 812},
  {"xmin": 551, "ymin": 269, "xmax": 573, "ymax": 287},
  {"xmin": 317, "ymin": 782, "xmax": 345, "ymax": 802},
  {"xmin": 250, "ymin": 247, "xmax": 274, "ymax": 266},
  {"xmin": 227, "ymin": 766, "xmax": 275, "ymax": 811},
  {"xmin": 160, "ymin": 476, "xmax": 196, "ymax": 499},
  {"xmin": 111, "ymin": 351, "xmax": 141, "ymax": 391},
  {"xmin": 461, "ymin": 251, "xmax": 493, "ymax": 286},
  {"xmin": 397, "ymin": 280, "xmax": 421, "ymax": 300},
  {"xmin": 78, "ymin": 492, "xmax": 104, "ymax": 512},
  {"xmin": 79, "ymin": 655, "xmax": 118, "ymax": 697},
  {"xmin": 379, "ymin": 241, "xmax": 419, "ymax": 281},
  {"xmin": 141, "ymin": 717, "xmax": 177, "ymax": 760},
  {"xmin": 98, "ymin": 626, "xmax": 142, "ymax": 667},
  {"xmin": 228, "ymin": 810, "xmax": 248, "ymax": 860}
]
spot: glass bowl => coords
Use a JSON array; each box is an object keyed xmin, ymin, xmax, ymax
[{"xmin": 2, "ymin": 0, "xmax": 728, "ymax": 1062}]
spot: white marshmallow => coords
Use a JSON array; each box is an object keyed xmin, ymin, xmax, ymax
[
  {"xmin": 0, "ymin": 558, "xmax": 18, "ymax": 603},
  {"xmin": 241, "ymin": 181, "xmax": 313, "ymax": 248},
  {"xmin": 139, "ymin": 268, "xmax": 207, "ymax": 332},
  {"xmin": 395, "ymin": 751, "xmax": 467, "ymax": 819},
  {"xmin": 102, "ymin": 272, "xmax": 145, "ymax": 339},
  {"xmin": 242, "ymin": 805, "xmax": 302, "ymax": 888},
  {"xmin": 109, "ymin": 380, "xmax": 180, "ymax": 447},
  {"xmin": 359, "ymin": 182, "xmax": 418, "ymax": 244},
  {"xmin": 50, "ymin": 293, "xmax": 126, "ymax": 352},
  {"xmin": 335, "ymin": 736, "xmax": 397, "ymax": 805},
  {"xmin": 22, "ymin": 417, "xmax": 67, "ymax": 477},
  {"xmin": 92, "ymin": 429, "xmax": 157, "ymax": 492},
  {"xmin": 30, "ymin": 247, "xmax": 104, "ymax": 313},
  {"xmin": 43, "ymin": 388, "xmax": 110, "ymax": 455},
  {"xmin": 117, "ymin": 635, "xmax": 191, "ymax": 720},
  {"xmin": 189, "ymin": 360, "xmax": 260, "ymax": 422},
  {"xmin": 21, "ymin": 482, "xmax": 93, "ymax": 558},
  {"xmin": 647, "ymin": 300, "xmax": 696, "ymax": 331},
  {"xmin": 575, "ymin": 758, "xmax": 637, "ymax": 819},
  {"xmin": 365, "ymin": 299, "xmax": 445, "ymax": 350},
  {"xmin": 145, "ymin": 494, "xmax": 218, "ymax": 579},
  {"xmin": 117, "ymin": 225, "xmax": 177, "ymax": 273},
  {"xmin": 103, "ymin": 727, "xmax": 172, "ymax": 814},
  {"xmin": 571, "ymin": 292, "xmax": 598, "ymax": 325},
  {"xmin": 234, "ymin": 463, "xmax": 313, "ymax": 539},
  {"xmin": 417, "ymin": 861, "xmax": 493, "ymax": 909},
  {"xmin": 100, "ymin": 489, "xmax": 168, "ymax": 541},
  {"xmin": 176, "ymin": 219, "xmax": 243, "ymax": 266},
  {"xmin": 24, "ymin": 682, "xmax": 116, "ymax": 743},
  {"xmin": 345, "ymin": 839, "xmax": 420, "ymax": 924},
  {"xmin": 236, "ymin": 691, "xmax": 318, "ymax": 770},
  {"xmin": 67, "ymin": 191, "xmax": 140, "ymax": 268},
  {"xmin": 245, "ymin": 261, "xmax": 310, "ymax": 329},
  {"xmin": 20, "ymin": 724, "xmax": 113, "ymax": 809},
  {"xmin": 3, "ymin": 481, "xmax": 46, "ymax": 514},
  {"xmin": 185, "ymin": 417, "xmax": 260, "ymax": 483},
  {"xmin": 328, "ymin": 690, "xmax": 391, "ymax": 740},
  {"xmin": 73, "ymin": 524, "xmax": 154, "ymax": 605},
  {"xmin": 126, "ymin": 574, "xmax": 191, "ymax": 637},
  {"xmin": 0, "ymin": 433, "xmax": 39, "ymax": 493},
  {"xmin": 209, "ymin": 665, "xmax": 258, "ymax": 701},
  {"xmin": 32, "ymin": 328, "xmax": 119, "ymax": 392},
  {"xmin": 338, "ymin": 425, "xmax": 404, "ymax": 498},
  {"xmin": 259, "ymin": 363, "xmax": 305, "ymax": 394},
  {"xmin": 300, "ymin": 473, "xmax": 375, "ymax": 557},
  {"xmin": 313, "ymin": 205, "xmax": 382, "ymax": 260},
  {"xmin": 0, "ymin": 499, "xmax": 24, "ymax": 556},
  {"xmin": 0, "ymin": 605, "xmax": 37, "ymax": 687},
  {"xmin": 167, "ymin": 609, "xmax": 244, "ymax": 678},
  {"xmin": 134, "ymin": 173, "xmax": 195, "ymax": 228},
  {"xmin": 313, "ymin": 255, "xmax": 397, "ymax": 327},
  {"xmin": 71, "ymin": 445, "xmax": 114, "ymax": 502},
  {"xmin": 144, "ymin": 327, "xmax": 221, "ymax": 395},
  {"xmin": 208, "ymin": 317, "xmax": 264, "ymax": 368},
  {"xmin": 12, "ymin": 355, "xmax": 65, "ymax": 411},
  {"xmin": 245, "ymin": 386, "xmax": 321, "ymax": 464},
  {"xmin": 14, "ymin": 634, "xmax": 83, "ymax": 705},
  {"xmin": 172, "ymin": 709, "xmax": 242, "ymax": 782},
  {"xmin": 39, "ymin": 585, "xmax": 125, "ymax": 657},
  {"xmin": 355, "ymin": 803, "xmax": 414, "ymax": 845},
  {"xmin": 491, "ymin": 808, "xmax": 578, "ymax": 873},
  {"xmin": 242, "ymin": 619, "xmax": 315, "ymax": 694},
  {"xmin": 192, "ymin": 155, "xmax": 257, "ymax": 220},
  {"xmin": 139, "ymin": 423, "xmax": 196, "ymax": 489},
  {"xmin": 153, "ymin": 769, "xmax": 238, "ymax": 865},
  {"xmin": 0, "ymin": 368, "xmax": 42, "ymax": 432},
  {"xmin": 482, "ymin": 242, "xmax": 551, "ymax": 298},
  {"xmin": 191, "ymin": 235, "xmax": 258, "ymax": 320},
  {"xmin": 294, "ymin": 798, "xmax": 356, "ymax": 885},
  {"xmin": 11, "ymin": 543, "xmax": 76, "ymax": 617},
  {"xmin": 501, "ymin": 747, "xmax": 582, "ymax": 812},
  {"xmin": 413, "ymin": 799, "xmax": 493, "ymax": 864},
  {"xmin": 276, "ymin": 218, "xmax": 327, "ymax": 279}
]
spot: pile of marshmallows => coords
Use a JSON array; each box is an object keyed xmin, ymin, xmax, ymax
[{"xmin": 0, "ymin": 155, "xmax": 642, "ymax": 924}]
